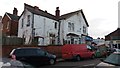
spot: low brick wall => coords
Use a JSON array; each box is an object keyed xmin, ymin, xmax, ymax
[{"xmin": 2, "ymin": 45, "xmax": 63, "ymax": 58}]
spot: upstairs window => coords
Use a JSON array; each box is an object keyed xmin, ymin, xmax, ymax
[
  {"xmin": 26, "ymin": 15, "xmax": 30, "ymax": 26},
  {"xmin": 68, "ymin": 22, "xmax": 74, "ymax": 31},
  {"xmin": 83, "ymin": 26, "xmax": 86, "ymax": 33},
  {"xmin": 7, "ymin": 21, "xmax": 10, "ymax": 29},
  {"xmin": 55, "ymin": 22, "xmax": 57, "ymax": 29},
  {"xmin": 21, "ymin": 19, "xmax": 24, "ymax": 28},
  {"xmin": 71, "ymin": 23, "xmax": 74, "ymax": 31},
  {"xmin": 68, "ymin": 22, "xmax": 71, "ymax": 31}
]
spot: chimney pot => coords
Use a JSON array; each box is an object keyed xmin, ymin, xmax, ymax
[
  {"xmin": 45, "ymin": 10, "xmax": 47, "ymax": 13},
  {"xmin": 13, "ymin": 7, "xmax": 18, "ymax": 16},
  {"xmin": 55, "ymin": 7, "xmax": 60, "ymax": 19}
]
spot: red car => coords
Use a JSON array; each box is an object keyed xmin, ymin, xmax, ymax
[{"xmin": 62, "ymin": 44, "xmax": 95, "ymax": 61}]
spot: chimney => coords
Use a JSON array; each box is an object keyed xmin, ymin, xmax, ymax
[
  {"xmin": 55, "ymin": 7, "xmax": 60, "ymax": 19},
  {"xmin": 45, "ymin": 10, "xmax": 47, "ymax": 13},
  {"xmin": 34, "ymin": 6, "xmax": 39, "ymax": 10},
  {"xmin": 13, "ymin": 7, "xmax": 18, "ymax": 15}
]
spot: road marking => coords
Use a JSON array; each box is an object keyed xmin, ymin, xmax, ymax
[{"xmin": 83, "ymin": 63, "xmax": 95, "ymax": 66}]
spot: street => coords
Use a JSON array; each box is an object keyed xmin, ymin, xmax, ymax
[{"xmin": 40, "ymin": 58, "xmax": 101, "ymax": 68}]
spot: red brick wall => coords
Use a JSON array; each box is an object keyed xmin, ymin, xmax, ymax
[
  {"xmin": 2, "ymin": 14, "xmax": 18, "ymax": 36},
  {"xmin": 10, "ymin": 20, "xmax": 18, "ymax": 36},
  {"xmin": 2, "ymin": 14, "xmax": 10, "ymax": 35},
  {"xmin": 2, "ymin": 45, "xmax": 62, "ymax": 58}
]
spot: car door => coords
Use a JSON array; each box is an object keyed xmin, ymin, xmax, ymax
[
  {"xmin": 24, "ymin": 49, "xmax": 41, "ymax": 66},
  {"xmin": 86, "ymin": 45, "xmax": 93, "ymax": 58},
  {"xmin": 36, "ymin": 49, "xmax": 49, "ymax": 64},
  {"xmin": 15, "ymin": 49, "xmax": 26, "ymax": 61}
]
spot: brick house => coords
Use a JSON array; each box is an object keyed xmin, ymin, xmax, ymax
[
  {"xmin": 2, "ymin": 8, "xmax": 19, "ymax": 36},
  {"xmin": 105, "ymin": 28, "xmax": 120, "ymax": 49},
  {"xmin": 0, "ymin": 16, "xmax": 2, "ymax": 31}
]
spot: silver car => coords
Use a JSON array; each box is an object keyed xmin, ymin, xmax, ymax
[
  {"xmin": 0, "ymin": 57, "xmax": 35, "ymax": 68},
  {"xmin": 96, "ymin": 52, "xmax": 120, "ymax": 68}
]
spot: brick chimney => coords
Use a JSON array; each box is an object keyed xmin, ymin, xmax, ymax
[
  {"xmin": 55, "ymin": 7, "xmax": 60, "ymax": 19},
  {"xmin": 13, "ymin": 7, "xmax": 18, "ymax": 16}
]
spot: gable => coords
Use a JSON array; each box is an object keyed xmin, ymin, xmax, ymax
[
  {"xmin": 2, "ymin": 13, "xmax": 10, "ymax": 23},
  {"xmin": 60, "ymin": 9, "xmax": 89, "ymax": 27},
  {"xmin": 7, "ymin": 13, "xmax": 19, "ymax": 21}
]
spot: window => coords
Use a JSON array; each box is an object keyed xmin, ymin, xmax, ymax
[
  {"xmin": 68, "ymin": 22, "xmax": 71, "ymax": 31},
  {"xmin": 21, "ymin": 19, "xmax": 24, "ymax": 28},
  {"xmin": 24, "ymin": 49, "xmax": 37, "ymax": 56},
  {"xmin": 7, "ymin": 21, "xmax": 10, "ymax": 29},
  {"xmin": 83, "ymin": 26, "xmax": 86, "ymax": 33},
  {"xmin": 37, "ymin": 49, "xmax": 45, "ymax": 56},
  {"xmin": 71, "ymin": 23, "xmax": 74, "ymax": 31},
  {"xmin": 27, "ymin": 15, "xmax": 30, "ymax": 26},
  {"xmin": 55, "ymin": 22, "xmax": 57, "ymax": 29},
  {"xmin": 15, "ymin": 49, "xmax": 25, "ymax": 56},
  {"xmin": 68, "ymin": 22, "xmax": 74, "ymax": 31}
]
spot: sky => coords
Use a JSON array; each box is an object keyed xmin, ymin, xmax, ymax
[{"xmin": 0, "ymin": 0, "xmax": 119, "ymax": 39}]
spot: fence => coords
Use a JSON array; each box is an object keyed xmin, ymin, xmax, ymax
[{"xmin": 2, "ymin": 36, "xmax": 24, "ymax": 45}]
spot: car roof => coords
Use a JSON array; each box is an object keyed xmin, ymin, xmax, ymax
[{"xmin": 113, "ymin": 52, "xmax": 120, "ymax": 54}]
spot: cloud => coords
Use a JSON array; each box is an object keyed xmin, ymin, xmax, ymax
[{"xmin": 88, "ymin": 18, "xmax": 118, "ymax": 39}]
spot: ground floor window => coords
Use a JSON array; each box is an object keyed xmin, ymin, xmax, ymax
[{"xmin": 65, "ymin": 37, "xmax": 81, "ymax": 44}]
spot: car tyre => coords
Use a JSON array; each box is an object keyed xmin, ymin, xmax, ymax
[{"xmin": 49, "ymin": 59, "xmax": 55, "ymax": 65}]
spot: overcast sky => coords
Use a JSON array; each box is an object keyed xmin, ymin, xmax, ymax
[{"xmin": 0, "ymin": 0, "xmax": 119, "ymax": 39}]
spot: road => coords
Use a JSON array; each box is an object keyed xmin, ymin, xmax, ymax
[{"xmin": 40, "ymin": 58, "xmax": 101, "ymax": 68}]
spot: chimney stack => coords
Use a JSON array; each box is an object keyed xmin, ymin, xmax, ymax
[
  {"xmin": 13, "ymin": 7, "xmax": 18, "ymax": 16},
  {"xmin": 34, "ymin": 6, "xmax": 39, "ymax": 10},
  {"xmin": 55, "ymin": 7, "xmax": 60, "ymax": 19}
]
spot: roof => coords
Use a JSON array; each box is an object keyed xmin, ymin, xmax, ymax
[
  {"xmin": 105, "ymin": 28, "xmax": 120, "ymax": 37},
  {"xmin": 24, "ymin": 3, "xmax": 57, "ymax": 21},
  {"xmin": 22, "ymin": 3, "xmax": 89, "ymax": 26},
  {"xmin": 105, "ymin": 28, "xmax": 120, "ymax": 40},
  {"xmin": 67, "ymin": 33, "xmax": 79, "ymax": 37},
  {"xmin": 60, "ymin": 9, "xmax": 89, "ymax": 27},
  {"xmin": 6, "ymin": 13, "xmax": 19, "ymax": 21}
]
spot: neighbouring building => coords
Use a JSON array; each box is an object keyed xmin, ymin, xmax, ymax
[
  {"xmin": 2, "ymin": 8, "xmax": 19, "ymax": 36},
  {"xmin": 18, "ymin": 3, "xmax": 90, "ymax": 45},
  {"xmin": 0, "ymin": 16, "xmax": 2, "ymax": 31},
  {"xmin": 105, "ymin": 28, "xmax": 120, "ymax": 49},
  {"xmin": 93, "ymin": 38, "xmax": 105, "ymax": 46}
]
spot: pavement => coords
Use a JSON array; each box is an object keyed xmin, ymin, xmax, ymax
[{"xmin": 56, "ymin": 58, "xmax": 64, "ymax": 62}]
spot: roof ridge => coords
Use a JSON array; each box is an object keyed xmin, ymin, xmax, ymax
[
  {"xmin": 24, "ymin": 3, "xmax": 55, "ymax": 16},
  {"xmin": 24, "ymin": 3, "xmax": 57, "ymax": 20},
  {"xmin": 61, "ymin": 9, "xmax": 81, "ymax": 16}
]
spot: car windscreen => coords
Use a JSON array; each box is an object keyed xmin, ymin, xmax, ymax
[{"xmin": 103, "ymin": 53, "xmax": 120, "ymax": 66}]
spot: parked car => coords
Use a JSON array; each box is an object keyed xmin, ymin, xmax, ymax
[
  {"xmin": 114, "ymin": 48, "xmax": 120, "ymax": 52},
  {"xmin": 9, "ymin": 47, "xmax": 56, "ymax": 67},
  {"xmin": 96, "ymin": 52, "xmax": 120, "ymax": 68},
  {"xmin": 62, "ymin": 44, "xmax": 95, "ymax": 61},
  {"xmin": 0, "ymin": 57, "xmax": 35, "ymax": 68},
  {"xmin": 107, "ymin": 48, "xmax": 116, "ymax": 56},
  {"xmin": 95, "ymin": 46, "xmax": 107, "ymax": 58}
]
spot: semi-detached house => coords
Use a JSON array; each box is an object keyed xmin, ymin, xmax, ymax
[{"xmin": 18, "ymin": 3, "xmax": 91, "ymax": 45}]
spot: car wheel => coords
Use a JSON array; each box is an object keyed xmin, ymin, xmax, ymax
[
  {"xmin": 76, "ymin": 55, "xmax": 81, "ymax": 61},
  {"xmin": 49, "ymin": 59, "xmax": 55, "ymax": 65}
]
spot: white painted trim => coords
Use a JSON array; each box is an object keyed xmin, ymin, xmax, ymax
[{"xmin": 5, "ymin": 13, "xmax": 12, "ymax": 20}]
